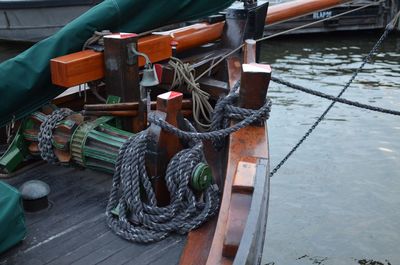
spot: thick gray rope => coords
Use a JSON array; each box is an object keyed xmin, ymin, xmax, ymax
[
  {"xmin": 148, "ymin": 80, "xmax": 271, "ymax": 143},
  {"xmin": 148, "ymin": 99, "xmax": 271, "ymax": 142},
  {"xmin": 106, "ymin": 125, "xmax": 220, "ymax": 243},
  {"xmin": 38, "ymin": 108, "xmax": 73, "ymax": 164}
]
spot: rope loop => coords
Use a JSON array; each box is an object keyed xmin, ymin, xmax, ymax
[{"xmin": 38, "ymin": 108, "xmax": 73, "ymax": 164}]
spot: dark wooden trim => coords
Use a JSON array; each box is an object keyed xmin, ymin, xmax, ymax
[{"xmin": 233, "ymin": 158, "xmax": 270, "ymax": 265}]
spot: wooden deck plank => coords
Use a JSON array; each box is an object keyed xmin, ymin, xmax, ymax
[{"xmin": 0, "ymin": 163, "xmax": 186, "ymax": 265}]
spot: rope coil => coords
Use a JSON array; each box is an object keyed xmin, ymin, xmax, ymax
[{"xmin": 106, "ymin": 123, "xmax": 220, "ymax": 243}]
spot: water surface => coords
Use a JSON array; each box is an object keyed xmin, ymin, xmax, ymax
[{"xmin": 260, "ymin": 32, "xmax": 400, "ymax": 265}]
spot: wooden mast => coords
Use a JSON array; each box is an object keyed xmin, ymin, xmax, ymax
[{"xmin": 266, "ymin": 0, "xmax": 353, "ymax": 25}]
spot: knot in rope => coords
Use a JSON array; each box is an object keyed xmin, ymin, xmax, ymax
[
  {"xmin": 210, "ymin": 82, "xmax": 271, "ymax": 149},
  {"xmin": 38, "ymin": 108, "xmax": 73, "ymax": 164},
  {"xmin": 106, "ymin": 125, "xmax": 220, "ymax": 243},
  {"xmin": 168, "ymin": 57, "xmax": 214, "ymax": 129}
]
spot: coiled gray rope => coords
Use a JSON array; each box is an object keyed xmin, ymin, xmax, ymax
[
  {"xmin": 38, "ymin": 108, "xmax": 73, "ymax": 164},
  {"xmin": 106, "ymin": 124, "xmax": 220, "ymax": 243}
]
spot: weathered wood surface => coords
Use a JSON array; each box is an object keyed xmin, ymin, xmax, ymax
[
  {"xmin": 103, "ymin": 33, "xmax": 142, "ymax": 132},
  {"xmin": 0, "ymin": 164, "xmax": 185, "ymax": 265},
  {"xmin": 233, "ymin": 158, "xmax": 270, "ymax": 265}
]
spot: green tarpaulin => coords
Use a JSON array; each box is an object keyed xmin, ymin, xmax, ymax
[
  {"xmin": 0, "ymin": 0, "xmax": 234, "ymax": 127},
  {"xmin": 0, "ymin": 181, "xmax": 26, "ymax": 254}
]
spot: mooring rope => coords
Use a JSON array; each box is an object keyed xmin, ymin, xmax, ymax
[{"xmin": 106, "ymin": 122, "xmax": 220, "ymax": 243}]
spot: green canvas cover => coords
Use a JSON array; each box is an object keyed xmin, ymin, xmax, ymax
[
  {"xmin": 0, "ymin": 0, "xmax": 235, "ymax": 127},
  {"xmin": 0, "ymin": 181, "xmax": 26, "ymax": 254}
]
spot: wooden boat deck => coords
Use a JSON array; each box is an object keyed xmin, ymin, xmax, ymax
[{"xmin": 0, "ymin": 163, "xmax": 185, "ymax": 265}]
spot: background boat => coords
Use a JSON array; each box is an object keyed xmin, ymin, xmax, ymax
[
  {"xmin": 0, "ymin": 0, "xmax": 102, "ymax": 42},
  {"xmin": 265, "ymin": 0, "xmax": 400, "ymax": 35}
]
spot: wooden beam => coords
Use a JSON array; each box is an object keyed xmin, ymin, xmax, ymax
[{"xmin": 50, "ymin": 50, "xmax": 104, "ymax": 88}]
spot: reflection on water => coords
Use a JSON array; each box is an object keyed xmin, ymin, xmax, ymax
[{"xmin": 261, "ymin": 32, "xmax": 400, "ymax": 265}]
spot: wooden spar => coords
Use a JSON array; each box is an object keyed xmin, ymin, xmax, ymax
[
  {"xmin": 82, "ymin": 109, "xmax": 192, "ymax": 118},
  {"xmin": 266, "ymin": 0, "xmax": 353, "ymax": 25},
  {"xmin": 84, "ymin": 99, "xmax": 193, "ymax": 111}
]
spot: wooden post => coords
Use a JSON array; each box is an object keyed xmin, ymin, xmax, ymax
[
  {"xmin": 103, "ymin": 33, "xmax": 144, "ymax": 132},
  {"xmin": 243, "ymin": 39, "xmax": 257, "ymax": 64},
  {"xmin": 222, "ymin": 1, "xmax": 268, "ymax": 61},
  {"xmin": 239, "ymin": 63, "xmax": 271, "ymax": 111},
  {"xmin": 147, "ymin": 91, "xmax": 184, "ymax": 205}
]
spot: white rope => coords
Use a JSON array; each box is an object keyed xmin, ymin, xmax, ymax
[{"xmin": 169, "ymin": 57, "xmax": 214, "ymax": 129}]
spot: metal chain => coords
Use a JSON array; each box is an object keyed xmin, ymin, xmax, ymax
[
  {"xmin": 106, "ymin": 124, "xmax": 220, "ymax": 243},
  {"xmin": 270, "ymin": 21, "xmax": 395, "ymax": 177},
  {"xmin": 271, "ymin": 77, "xmax": 400, "ymax": 116},
  {"xmin": 38, "ymin": 108, "xmax": 73, "ymax": 164}
]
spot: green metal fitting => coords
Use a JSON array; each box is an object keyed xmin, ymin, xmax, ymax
[
  {"xmin": 0, "ymin": 126, "xmax": 29, "ymax": 173},
  {"xmin": 70, "ymin": 115, "xmax": 134, "ymax": 174},
  {"xmin": 191, "ymin": 163, "xmax": 213, "ymax": 191}
]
